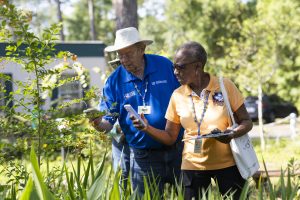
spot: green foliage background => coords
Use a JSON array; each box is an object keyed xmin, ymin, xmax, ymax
[
  {"xmin": 1, "ymin": 0, "xmax": 300, "ymax": 199},
  {"xmin": 140, "ymin": 0, "xmax": 300, "ymax": 109},
  {"xmin": 8, "ymin": 0, "xmax": 300, "ymax": 109}
]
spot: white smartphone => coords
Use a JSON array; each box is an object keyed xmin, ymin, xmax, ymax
[{"xmin": 124, "ymin": 104, "xmax": 146, "ymax": 127}]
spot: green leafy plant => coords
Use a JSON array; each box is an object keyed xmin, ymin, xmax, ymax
[{"xmin": 0, "ymin": 1, "xmax": 106, "ymax": 164}]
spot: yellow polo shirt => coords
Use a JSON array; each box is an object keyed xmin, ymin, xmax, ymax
[{"xmin": 165, "ymin": 75, "xmax": 244, "ymax": 170}]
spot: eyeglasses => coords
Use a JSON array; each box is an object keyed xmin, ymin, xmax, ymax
[
  {"xmin": 173, "ymin": 61, "xmax": 200, "ymax": 71},
  {"xmin": 118, "ymin": 51, "xmax": 135, "ymax": 59},
  {"xmin": 117, "ymin": 47, "xmax": 139, "ymax": 60}
]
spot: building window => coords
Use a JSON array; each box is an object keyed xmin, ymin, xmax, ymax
[
  {"xmin": 0, "ymin": 73, "xmax": 13, "ymax": 111},
  {"xmin": 56, "ymin": 72, "xmax": 84, "ymax": 112},
  {"xmin": 0, "ymin": 78, "xmax": 5, "ymax": 107}
]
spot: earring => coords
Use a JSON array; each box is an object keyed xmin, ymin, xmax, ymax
[{"xmin": 195, "ymin": 68, "xmax": 199, "ymax": 76}]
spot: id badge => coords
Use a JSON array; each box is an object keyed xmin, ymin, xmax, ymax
[
  {"xmin": 138, "ymin": 106, "xmax": 151, "ymax": 114},
  {"xmin": 194, "ymin": 138, "xmax": 202, "ymax": 153}
]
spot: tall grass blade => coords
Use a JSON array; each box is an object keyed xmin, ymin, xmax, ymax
[
  {"xmin": 109, "ymin": 171, "xmax": 121, "ymax": 200},
  {"xmin": 77, "ymin": 156, "xmax": 81, "ymax": 184},
  {"xmin": 169, "ymin": 185, "xmax": 174, "ymax": 200},
  {"xmin": 286, "ymin": 167, "xmax": 292, "ymax": 199},
  {"xmin": 19, "ymin": 177, "xmax": 33, "ymax": 200},
  {"xmin": 89, "ymin": 143, "xmax": 95, "ymax": 183},
  {"xmin": 143, "ymin": 171, "xmax": 161, "ymax": 199},
  {"xmin": 279, "ymin": 168, "xmax": 286, "ymax": 199},
  {"xmin": 201, "ymin": 187, "xmax": 207, "ymax": 200},
  {"xmin": 46, "ymin": 157, "xmax": 49, "ymax": 178},
  {"xmin": 10, "ymin": 183, "xmax": 16, "ymax": 200},
  {"xmin": 70, "ymin": 162, "xmax": 85, "ymax": 199},
  {"xmin": 83, "ymin": 154, "xmax": 92, "ymax": 188},
  {"xmin": 87, "ymin": 171, "xmax": 107, "ymax": 200},
  {"xmin": 64, "ymin": 164, "xmax": 76, "ymax": 200},
  {"xmin": 143, "ymin": 175, "xmax": 151, "ymax": 200},
  {"xmin": 70, "ymin": 173, "xmax": 74, "ymax": 193},
  {"xmin": 55, "ymin": 164, "xmax": 65, "ymax": 190},
  {"xmin": 239, "ymin": 181, "xmax": 250, "ymax": 200},
  {"xmin": 94, "ymin": 149, "xmax": 107, "ymax": 180},
  {"xmin": 104, "ymin": 167, "xmax": 114, "ymax": 200},
  {"xmin": 212, "ymin": 182, "xmax": 223, "ymax": 200},
  {"xmin": 128, "ymin": 188, "xmax": 139, "ymax": 200},
  {"xmin": 125, "ymin": 173, "xmax": 134, "ymax": 199},
  {"xmin": 149, "ymin": 170, "xmax": 160, "ymax": 199},
  {"xmin": 262, "ymin": 159, "xmax": 275, "ymax": 200},
  {"xmin": 174, "ymin": 176, "xmax": 184, "ymax": 200},
  {"xmin": 287, "ymin": 167, "xmax": 298, "ymax": 200},
  {"xmin": 257, "ymin": 176, "xmax": 264, "ymax": 200},
  {"xmin": 30, "ymin": 146, "xmax": 56, "ymax": 200}
]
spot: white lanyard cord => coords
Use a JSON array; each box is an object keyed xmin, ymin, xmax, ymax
[
  {"xmin": 133, "ymin": 81, "xmax": 148, "ymax": 107},
  {"xmin": 190, "ymin": 90, "xmax": 210, "ymax": 136}
]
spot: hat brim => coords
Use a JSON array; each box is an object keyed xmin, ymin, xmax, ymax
[
  {"xmin": 104, "ymin": 40, "xmax": 153, "ymax": 52},
  {"xmin": 108, "ymin": 58, "xmax": 120, "ymax": 64}
]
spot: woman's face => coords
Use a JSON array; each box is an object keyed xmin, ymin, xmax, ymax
[{"xmin": 173, "ymin": 50, "xmax": 200, "ymax": 85}]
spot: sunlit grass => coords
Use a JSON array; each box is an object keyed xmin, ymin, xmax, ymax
[
  {"xmin": 1, "ymin": 136, "xmax": 300, "ymax": 199},
  {"xmin": 253, "ymin": 135, "xmax": 300, "ymax": 170}
]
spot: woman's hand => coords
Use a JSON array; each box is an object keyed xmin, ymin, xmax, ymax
[
  {"xmin": 213, "ymin": 128, "xmax": 235, "ymax": 144},
  {"xmin": 130, "ymin": 113, "xmax": 149, "ymax": 131},
  {"xmin": 216, "ymin": 104, "xmax": 253, "ymax": 144}
]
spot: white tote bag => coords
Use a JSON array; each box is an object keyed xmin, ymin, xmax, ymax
[{"xmin": 219, "ymin": 76, "xmax": 260, "ymax": 179}]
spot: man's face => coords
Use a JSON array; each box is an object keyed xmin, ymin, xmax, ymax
[{"xmin": 117, "ymin": 44, "xmax": 144, "ymax": 73}]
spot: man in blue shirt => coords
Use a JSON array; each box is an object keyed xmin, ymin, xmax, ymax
[
  {"xmin": 92, "ymin": 27, "xmax": 183, "ymax": 196},
  {"xmin": 103, "ymin": 54, "xmax": 131, "ymax": 192}
]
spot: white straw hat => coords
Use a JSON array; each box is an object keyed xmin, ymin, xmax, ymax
[{"xmin": 105, "ymin": 27, "xmax": 153, "ymax": 52}]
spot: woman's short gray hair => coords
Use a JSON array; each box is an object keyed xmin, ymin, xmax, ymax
[{"xmin": 176, "ymin": 41, "xmax": 207, "ymax": 68}]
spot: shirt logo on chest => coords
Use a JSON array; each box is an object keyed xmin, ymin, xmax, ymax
[
  {"xmin": 124, "ymin": 91, "xmax": 136, "ymax": 99},
  {"xmin": 151, "ymin": 80, "xmax": 168, "ymax": 86}
]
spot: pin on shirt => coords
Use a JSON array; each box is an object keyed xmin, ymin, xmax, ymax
[{"xmin": 212, "ymin": 91, "xmax": 224, "ymax": 106}]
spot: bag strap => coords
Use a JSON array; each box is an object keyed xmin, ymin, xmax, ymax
[{"xmin": 219, "ymin": 76, "xmax": 238, "ymax": 128}]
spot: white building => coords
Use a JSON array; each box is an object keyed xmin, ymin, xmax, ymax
[{"xmin": 0, "ymin": 41, "xmax": 109, "ymax": 113}]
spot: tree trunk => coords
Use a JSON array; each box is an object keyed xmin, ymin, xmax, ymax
[
  {"xmin": 54, "ymin": 0, "xmax": 65, "ymax": 41},
  {"xmin": 258, "ymin": 83, "xmax": 265, "ymax": 151},
  {"xmin": 112, "ymin": 0, "xmax": 138, "ymax": 30},
  {"xmin": 88, "ymin": 0, "xmax": 97, "ymax": 40}
]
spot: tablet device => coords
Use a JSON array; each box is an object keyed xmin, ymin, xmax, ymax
[
  {"xmin": 201, "ymin": 131, "xmax": 234, "ymax": 138},
  {"xmin": 182, "ymin": 131, "xmax": 234, "ymax": 141}
]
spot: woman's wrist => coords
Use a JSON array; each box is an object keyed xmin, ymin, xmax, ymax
[
  {"xmin": 142, "ymin": 123, "xmax": 150, "ymax": 133},
  {"xmin": 231, "ymin": 127, "xmax": 246, "ymax": 139}
]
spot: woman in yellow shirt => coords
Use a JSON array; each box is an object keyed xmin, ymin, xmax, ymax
[{"xmin": 131, "ymin": 41, "xmax": 253, "ymax": 200}]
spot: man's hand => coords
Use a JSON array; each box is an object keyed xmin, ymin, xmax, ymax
[
  {"xmin": 83, "ymin": 108, "xmax": 104, "ymax": 120},
  {"xmin": 83, "ymin": 108, "xmax": 105, "ymax": 132},
  {"xmin": 90, "ymin": 116, "xmax": 103, "ymax": 130}
]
